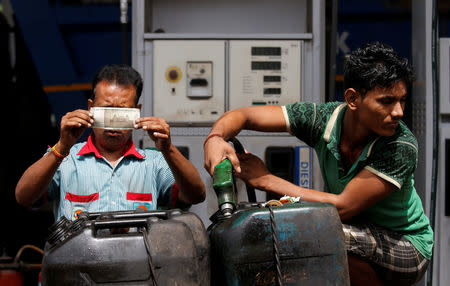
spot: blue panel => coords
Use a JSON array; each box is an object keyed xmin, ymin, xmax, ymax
[
  {"xmin": 336, "ymin": 21, "xmax": 412, "ymax": 74},
  {"xmin": 10, "ymin": 0, "xmax": 79, "ymax": 85},
  {"xmin": 62, "ymin": 28, "xmax": 131, "ymax": 82},
  {"xmin": 47, "ymin": 91, "xmax": 89, "ymax": 119},
  {"xmin": 9, "ymin": 0, "xmax": 131, "ymax": 124},
  {"xmin": 338, "ymin": 0, "xmax": 410, "ymax": 14},
  {"xmin": 54, "ymin": 4, "xmax": 128, "ymax": 26},
  {"xmin": 294, "ymin": 146, "xmax": 312, "ymax": 188}
]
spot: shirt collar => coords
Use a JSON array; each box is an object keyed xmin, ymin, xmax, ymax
[
  {"xmin": 323, "ymin": 103, "xmax": 346, "ymax": 143},
  {"xmin": 77, "ymin": 134, "xmax": 145, "ymax": 159},
  {"xmin": 323, "ymin": 103, "xmax": 379, "ymax": 161}
]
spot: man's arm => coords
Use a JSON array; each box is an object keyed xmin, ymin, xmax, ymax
[
  {"xmin": 161, "ymin": 144, "xmax": 206, "ymax": 204},
  {"xmin": 237, "ymin": 153, "xmax": 395, "ymax": 221},
  {"xmin": 203, "ymin": 105, "xmax": 287, "ymax": 176},
  {"xmin": 135, "ymin": 116, "xmax": 206, "ymax": 204},
  {"xmin": 15, "ymin": 110, "xmax": 93, "ymax": 206}
]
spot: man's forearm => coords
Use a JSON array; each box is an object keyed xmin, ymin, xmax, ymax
[
  {"xmin": 254, "ymin": 174, "xmax": 367, "ymax": 221},
  {"xmin": 162, "ymin": 145, "xmax": 206, "ymax": 204},
  {"xmin": 209, "ymin": 106, "xmax": 288, "ymax": 138},
  {"xmin": 15, "ymin": 151, "xmax": 62, "ymax": 206},
  {"xmin": 208, "ymin": 109, "xmax": 248, "ymax": 139}
]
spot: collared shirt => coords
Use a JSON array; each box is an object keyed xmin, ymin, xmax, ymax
[
  {"xmin": 47, "ymin": 134, "xmax": 177, "ymax": 221},
  {"xmin": 282, "ymin": 101, "xmax": 434, "ymax": 259}
]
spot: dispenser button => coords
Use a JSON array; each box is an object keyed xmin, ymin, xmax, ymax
[
  {"xmin": 168, "ymin": 69, "xmax": 179, "ymax": 81},
  {"xmin": 165, "ymin": 66, "xmax": 182, "ymax": 83}
]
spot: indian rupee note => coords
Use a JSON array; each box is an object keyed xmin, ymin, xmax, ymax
[{"xmin": 91, "ymin": 107, "xmax": 140, "ymax": 129}]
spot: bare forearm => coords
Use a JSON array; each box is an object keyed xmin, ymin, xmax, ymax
[
  {"xmin": 209, "ymin": 109, "xmax": 248, "ymax": 139},
  {"xmin": 209, "ymin": 106, "xmax": 287, "ymax": 137},
  {"xmin": 256, "ymin": 174, "xmax": 338, "ymax": 204},
  {"xmin": 162, "ymin": 145, "xmax": 206, "ymax": 204},
  {"xmin": 259, "ymin": 175, "xmax": 373, "ymax": 220},
  {"xmin": 15, "ymin": 151, "xmax": 62, "ymax": 206},
  {"xmin": 251, "ymin": 174, "xmax": 368, "ymax": 221}
]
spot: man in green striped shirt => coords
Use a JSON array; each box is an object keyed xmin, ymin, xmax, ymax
[{"xmin": 204, "ymin": 42, "xmax": 433, "ymax": 285}]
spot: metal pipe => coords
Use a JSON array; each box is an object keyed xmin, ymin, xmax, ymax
[
  {"xmin": 120, "ymin": 0, "xmax": 129, "ymax": 65},
  {"xmin": 427, "ymin": 0, "xmax": 439, "ymax": 285},
  {"xmin": 0, "ymin": 263, "xmax": 41, "ymax": 271}
]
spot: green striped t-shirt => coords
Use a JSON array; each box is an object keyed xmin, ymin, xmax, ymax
[{"xmin": 282, "ymin": 101, "xmax": 434, "ymax": 259}]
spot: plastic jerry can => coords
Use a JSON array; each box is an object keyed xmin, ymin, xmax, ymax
[
  {"xmin": 41, "ymin": 209, "xmax": 210, "ymax": 285},
  {"xmin": 209, "ymin": 202, "xmax": 350, "ymax": 286}
]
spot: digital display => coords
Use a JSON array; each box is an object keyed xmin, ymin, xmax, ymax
[
  {"xmin": 251, "ymin": 61, "xmax": 281, "ymax": 70},
  {"xmin": 252, "ymin": 101, "xmax": 267, "ymax": 105},
  {"xmin": 264, "ymin": 76, "xmax": 281, "ymax": 82},
  {"xmin": 264, "ymin": 88, "xmax": 281, "ymax": 95},
  {"xmin": 251, "ymin": 47, "xmax": 282, "ymax": 56}
]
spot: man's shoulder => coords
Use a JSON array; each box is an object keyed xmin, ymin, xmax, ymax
[
  {"xmin": 286, "ymin": 101, "xmax": 344, "ymax": 126},
  {"xmin": 69, "ymin": 141, "xmax": 88, "ymax": 155},
  {"xmin": 385, "ymin": 121, "xmax": 418, "ymax": 151},
  {"xmin": 287, "ymin": 101, "xmax": 343, "ymax": 114},
  {"xmin": 316, "ymin": 101, "xmax": 345, "ymax": 113},
  {"xmin": 138, "ymin": 147, "xmax": 165, "ymax": 160},
  {"xmin": 284, "ymin": 101, "xmax": 345, "ymax": 147},
  {"xmin": 372, "ymin": 121, "xmax": 418, "ymax": 165}
]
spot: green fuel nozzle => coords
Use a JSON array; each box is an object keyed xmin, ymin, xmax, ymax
[{"xmin": 212, "ymin": 159, "xmax": 237, "ymax": 217}]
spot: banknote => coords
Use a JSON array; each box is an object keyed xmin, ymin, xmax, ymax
[{"xmin": 91, "ymin": 107, "xmax": 140, "ymax": 129}]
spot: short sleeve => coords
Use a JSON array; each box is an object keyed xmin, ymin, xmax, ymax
[
  {"xmin": 365, "ymin": 141, "xmax": 418, "ymax": 189},
  {"xmin": 152, "ymin": 152, "xmax": 176, "ymax": 208},
  {"xmin": 45, "ymin": 149, "xmax": 61, "ymax": 201},
  {"xmin": 284, "ymin": 101, "xmax": 342, "ymax": 147},
  {"xmin": 47, "ymin": 168, "xmax": 61, "ymax": 200}
]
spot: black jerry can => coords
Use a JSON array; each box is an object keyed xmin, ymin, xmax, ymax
[
  {"xmin": 42, "ymin": 209, "xmax": 210, "ymax": 286},
  {"xmin": 209, "ymin": 202, "xmax": 350, "ymax": 286}
]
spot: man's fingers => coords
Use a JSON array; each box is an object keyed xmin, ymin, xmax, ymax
[
  {"xmin": 64, "ymin": 117, "xmax": 92, "ymax": 128},
  {"xmin": 135, "ymin": 120, "xmax": 169, "ymax": 135},
  {"xmin": 208, "ymin": 155, "xmax": 241, "ymax": 175},
  {"xmin": 226, "ymin": 153, "xmax": 241, "ymax": 174},
  {"xmin": 151, "ymin": 132, "xmax": 169, "ymax": 139},
  {"xmin": 67, "ymin": 110, "xmax": 93, "ymax": 121},
  {"xmin": 62, "ymin": 110, "xmax": 93, "ymax": 128}
]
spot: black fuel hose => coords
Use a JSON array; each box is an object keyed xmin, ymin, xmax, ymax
[
  {"xmin": 427, "ymin": 0, "xmax": 439, "ymax": 284},
  {"xmin": 228, "ymin": 138, "xmax": 257, "ymax": 203}
]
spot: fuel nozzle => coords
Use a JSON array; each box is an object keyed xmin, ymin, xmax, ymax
[{"xmin": 213, "ymin": 159, "xmax": 237, "ymax": 217}]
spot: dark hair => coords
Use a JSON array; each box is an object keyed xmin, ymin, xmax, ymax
[
  {"xmin": 344, "ymin": 42, "xmax": 415, "ymax": 95},
  {"xmin": 91, "ymin": 64, "xmax": 143, "ymax": 104}
]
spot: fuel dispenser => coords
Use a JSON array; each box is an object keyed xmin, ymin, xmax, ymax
[
  {"xmin": 433, "ymin": 37, "xmax": 450, "ymax": 284},
  {"xmin": 229, "ymin": 40, "xmax": 302, "ymax": 108},
  {"xmin": 132, "ymin": 0, "xmax": 326, "ymax": 226},
  {"xmin": 152, "ymin": 40, "xmax": 226, "ymax": 124},
  {"xmin": 138, "ymin": 38, "xmax": 318, "ymax": 225}
]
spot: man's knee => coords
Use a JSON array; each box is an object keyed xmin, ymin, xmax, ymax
[{"xmin": 347, "ymin": 255, "xmax": 384, "ymax": 286}]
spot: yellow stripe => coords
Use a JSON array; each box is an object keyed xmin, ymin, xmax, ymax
[
  {"xmin": 281, "ymin": 106, "xmax": 293, "ymax": 135},
  {"xmin": 43, "ymin": 83, "xmax": 92, "ymax": 93},
  {"xmin": 323, "ymin": 103, "xmax": 346, "ymax": 142},
  {"xmin": 335, "ymin": 74, "xmax": 344, "ymax": 82},
  {"xmin": 364, "ymin": 166, "xmax": 401, "ymax": 189}
]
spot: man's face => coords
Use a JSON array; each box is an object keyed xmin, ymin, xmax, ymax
[
  {"xmin": 89, "ymin": 80, "xmax": 138, "ymax": 151},
  {"xmin": 357, "ymin": 81, "xmax": 407, "ymax": 137}
]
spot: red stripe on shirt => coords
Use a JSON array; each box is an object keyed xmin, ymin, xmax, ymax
[
  {"xmin": 126, "ymin": 192, "xmax": 152, "ymax": 201},
  {"xmin": 65, "ymin": 192, "xmax": 99, "ymax": 203},
  {"xmin": 77, "ymin": 134, "xmax": 145, "ymax": 159}
]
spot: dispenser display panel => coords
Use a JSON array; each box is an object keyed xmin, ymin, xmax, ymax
[
  {"xmin": 153, "ymin": 40, "xmax": 226, "ymax": 125},
  {"xmin": 229, "ymin": 40, "xmax": 302, "ymax": 108}
]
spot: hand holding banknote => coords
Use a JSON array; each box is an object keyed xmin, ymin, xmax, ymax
[
  {"xmin": 57, "ymin": 109, "xmax": 94, "ymax": 154},
  {"xmin": 90, "ymin": 107, "xmax": 171, "ymax": 151},
  {"xmin": 91, "ymin": 107, "xmax": 140, "ymax": 130},
  {"xmin": 56, "ymin": 107, "xmax": 172, "ymax": 153},
  {"xmin": 134, "ymin": 116, "xmax": 171, "ymax": 152}
]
